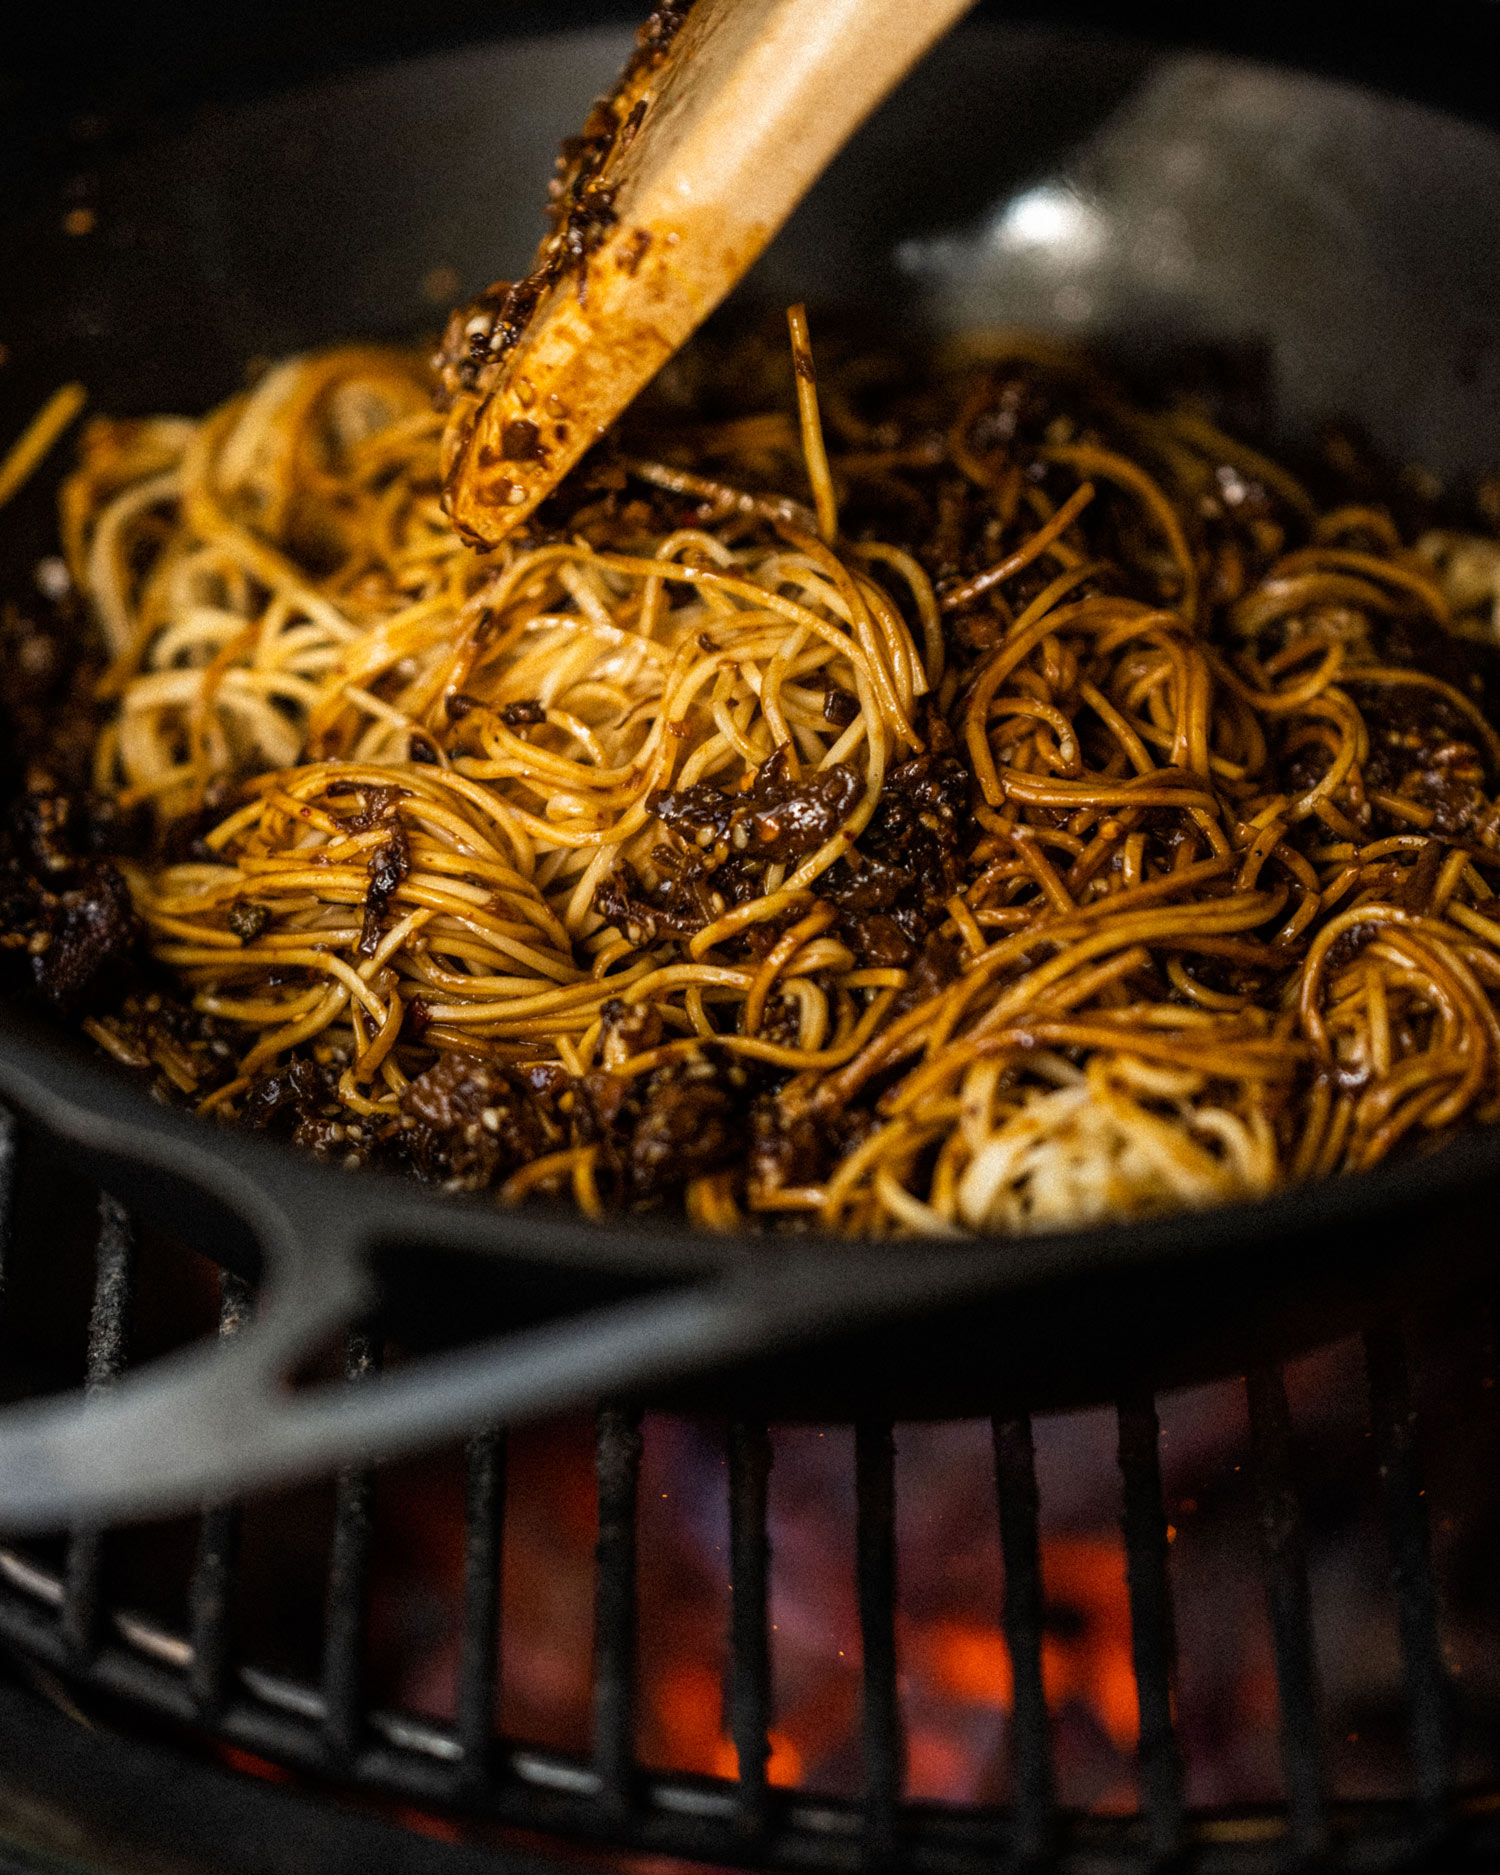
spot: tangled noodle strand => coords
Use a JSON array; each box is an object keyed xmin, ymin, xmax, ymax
[{"xmin": 45, "ymin": 312, "xmax": 1500, "ymax": 1234}]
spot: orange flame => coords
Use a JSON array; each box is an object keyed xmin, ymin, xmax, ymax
[
  {"xmin": 654, "ymin": 1658, "xmax": 803, "ymax": 1786},
  {"xmin": 711, "ymin": 1730, "xmax": 804, "ymax": 1786},
  {"xmin": 906, "ymin": 1536, "xmax": 1138, "ymax": 1760},
  {"xmin": 1040, "ymin": 1537, "xmax": 1138, "ymax": 1752},
  {"xmin": 356, "ymin": 1419, "xmax": 1146, "ymax": 1812},
  {"xmin": 919, "ymin": 1619, "xmax": 1015, "ymax": 1708}
]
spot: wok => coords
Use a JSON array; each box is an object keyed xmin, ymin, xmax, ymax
[{"xmin": 1, "ymin": 7, "xmax": 1499, "ymax": 1523}]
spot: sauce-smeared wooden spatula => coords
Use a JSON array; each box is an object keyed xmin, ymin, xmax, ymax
[{"xmin": 438, "ymin": 0, "xmax": 978, "ymax": 548}]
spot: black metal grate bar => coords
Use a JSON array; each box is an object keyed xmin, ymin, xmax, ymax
[
  {"xmin": 1245, "ymin": 1364, "xmax": 1328, "ymax": 1859},
  {"xmin": 0, "ymin": 1359, "xmax": 1483, "ymax": 1875},
  {"xmin": 855, "ymin": 1419, "xmax": 902, "ymax": 1862},
  {"xmin": 992, "ymin": 1413, "xmax": 1053, "ymax": 1866},
  {"xmin": 456, "ymin": 1426, "xmax": 505, "ymax": 1778},
  {"xmin": 188, "ymin": 1271, "xmax": 253, "ymax": 1717},
  {"xmin": 0, "ymin": 1097, "xmax": 1481, "ymax": 1875},
  {"xmin": 321, "ymin": 1327, "xmax": 380, "ymax": 1763},
  {"xmin": 62, "ymin": 1192, "xmax": 135, "ymax": 1664},
  {"xmin": 1364, "ymin": 1322, "xmax": 1454, "ymax": 1825},
  {"xmin": 1117, "ymin": 1391, "xmax": 1183, "ymax": 1860},
  {"xmin": 593, "ymin": 1404, "xmax": 642, "ymax": 1813},
  {"xmin": 727, "ymin": 1419, "xmax": 773, "ymax": 1836}
]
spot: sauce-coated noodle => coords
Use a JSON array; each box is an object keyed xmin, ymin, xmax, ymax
[{"xmin": 32, "ymin": 319, "xmax": 1500, "ymax": 1233}]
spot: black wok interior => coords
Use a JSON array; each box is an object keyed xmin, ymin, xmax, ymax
[{"xmin": 5, "ymin": 4, "xmax": 1500, "ymax": 1415}]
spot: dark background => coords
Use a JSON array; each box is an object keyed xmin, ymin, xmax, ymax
[{"xmin": 7, "ymin": 1, "xmax": 1500, "ymax": 129}]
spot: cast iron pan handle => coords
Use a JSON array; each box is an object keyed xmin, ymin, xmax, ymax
[
  {"xmin": 0, "ymin": 1034, "xmax": 1028, "ymax": 1531},
  {"xmin": 0, "ymin": 1001, "xmax": 1443, "ymax": 1531}
]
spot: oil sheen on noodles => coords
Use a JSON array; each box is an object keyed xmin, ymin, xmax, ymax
[{"xmin": 57, "ymin": 315, "xmax": 1500, "ymax": 1236}]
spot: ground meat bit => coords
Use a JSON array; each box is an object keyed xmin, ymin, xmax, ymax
[
  {"xmin": 593, "ymin": 854, "xmax": 712, "ymax": 943},
  {"xmin": 888, "ymin": 931, "xmax": 962, "ymax": 1021},
  {"xmin": 434, "ymin": 278, "xmax": 539, "ymax": 406},
  {"xmin": 11, "ymin": 784, "xmax": 76, "ymax": 879},
  {"xmin": 1350, "ymin": 679, "xmax": 1492, "ymax": 835},
  {"xmin": 521, "ymin": 1061, "xmax": 570, "ymax": 1099},
  {"xmin": 8, "ymin": 771, "xmax": 135, "ymax": 875},
  {"xmin": 500, "ymin": 699, "xmax": 546, "ymax": 727},
  {"xmin": 598, "ymin": 996, "xmax": 663, "ymax": 1067},
  {"xmin": 823, "ymin": 706, "xmax": 968, "ymax": 961},
  {"xmin": 628, "ymin": 1059, "xmax": 740, "ymax": 1200},
  {"xmin": 820, "ymin": 683, "xmax": 859, "ymax": 728},
  {"xmin": 242, "ymin": 1055, "xmax": 332, "ymax": 1137},
  {"xmin": 748, "ymin": 1100, "xmax": 823, "ymax": 1193},
  {"xmin": 228, "ymin": 899, "xmax": 271, "ymax": 943},
  {"xmin": 399, "ymin": 1052, "xmax": 563, "ymax": 1187},
  {"xmin": 291, "ymin": 1115, "xmax": 361, "ymax": 1159},
  {"xmin": 25, "ymin": 862, "xmax": 141, "ymax": 1020},
  {"xmin": 838, "ymin": 911, "xmax": 915, "ymax": 968},
  {"xmin": 593, "ymin": 866, "xmax": 651, "ymax": 942},
  {"xmin": 871, "ymin": 745, "xmax": 969, "ymax": 877},
  {"xmin": 632, "ymin": 0, "xmax": 695, "ymax": 62},
  {"xmin": 0, "ymin": 769, "xmax": 147, "ymax": 1020},
  {"xmin": 567, "ymin": 1048, "xmax": 753, "ymax": 1206},
  {"xmin": 359, "ymin": 822, "xmax": 410, "ymax": 957},
  {"xmin": 1278, "ymin": 736, "xmax": 1333, "ymax": 800},
  {"xmin": 822, "ymin": 851, "xmax": 909, "ymax": 920},
  {"xmin": 338, "ymin": 785, "xmax": 406, "ymax": 834},
  {"xmin": 757, "ymin": 990, "xmax": 803, "ymax": 1049},
  {"xmin": 651, "ymin": 745, "xmax": 861, "ymax": 862},
  {"xmin": 577, "ymin": 1068, "xmax": 630, "ymax": 1139},
  {"xmin": 88, "ymin": 987, "xmax": 238, "ymax": 1097},
  {"xmin": 747, "ymin": 1095, "xmax": 879, "ymax": 1198}
]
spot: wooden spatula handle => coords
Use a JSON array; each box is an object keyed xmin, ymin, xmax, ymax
[{"xmin": 443, "ymin": 0, "xmax": 978, "ymax": 547}]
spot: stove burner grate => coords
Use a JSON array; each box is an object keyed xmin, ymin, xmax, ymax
[{"xmin": 0, "ymin": 1107, "xmax": 1490, "ymax": 1872}]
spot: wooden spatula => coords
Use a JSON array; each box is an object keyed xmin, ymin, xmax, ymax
[{"xmin": 439, "ymin": 0, "xmax": 978, "ymax": 547}]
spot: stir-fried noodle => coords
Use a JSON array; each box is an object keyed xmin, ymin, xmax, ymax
[{"xmin": 15, "ymin": 316, "xmax": 1500, "ymax": 1234}]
